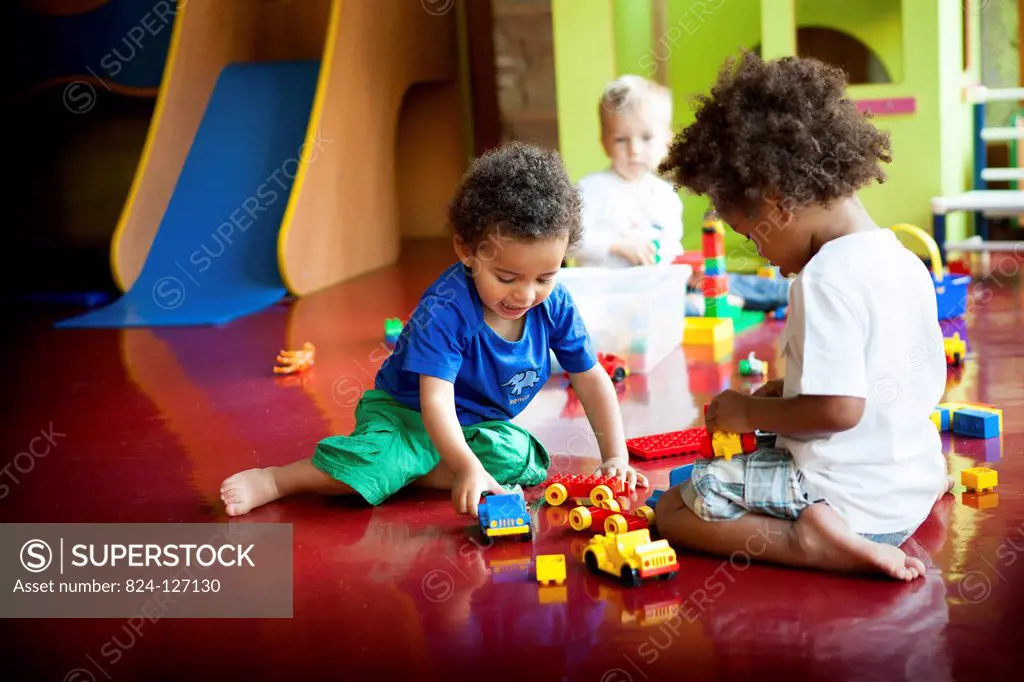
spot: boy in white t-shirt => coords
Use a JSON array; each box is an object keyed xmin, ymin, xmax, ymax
[
  {"xmin": 653, "ymin": 51, "xmax": 952, "ymax": 581},
  {"xmin": 573, "ymin": 75, "xmax": 790, "ymax": 315}
]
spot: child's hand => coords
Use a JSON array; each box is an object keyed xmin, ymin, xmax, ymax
[
  {"xmin": 611, "ymin": 236, "xmax": 658, "ymax": 265},
  {"xmin": 753, "ymin": 378, "xmax": 785, "ymax": 398},
  {"xmin": 705, "ymin": 389, "xmax": 754, "ymax": 434},
  {"xmin": 595, "ymin": 457, "xmax": 650, "ymax": 491},
  {"xmin": 452, "ymin": 464, "xmax": 505, "ymax": 518}
]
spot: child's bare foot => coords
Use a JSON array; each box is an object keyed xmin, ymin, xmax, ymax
[
  {"xmin": 794, "ymin": 503, "xmax": 925, "ymax": 581},
  {"xmin": 220, "ymin": 468, "xmax": 281, "ymax": 516}
]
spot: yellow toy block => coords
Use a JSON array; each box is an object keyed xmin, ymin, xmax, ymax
[
  {"xmin": 960, "ymin": 466, "xmax": 998, "ymax": 492},
  {"xmin": 684, "ymin": 335, "xmax": 734, "ymax": 363},
  {"xmin": 535, "ymin": 554, "xmax": 566, "ymax": 586},
  {"xmin": 929, "ymin": 411, "xmax": 942, "ymax": 430},
  {"xmin": 683, "ymin": 317, "xmax": 734, "ymax": 345},
  {"xmin": 711, "ymin": 432, "xmax": 743, "ymax": 460}
]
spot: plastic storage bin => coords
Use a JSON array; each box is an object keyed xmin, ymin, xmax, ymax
[{"xmin": 552, "ymin": 264, "xmax": 691, "ymax": 374}]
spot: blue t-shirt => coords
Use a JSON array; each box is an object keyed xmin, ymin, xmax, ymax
[{"xmin": 375, "ymin": 263, "xmax": 597, "ymax": 426}]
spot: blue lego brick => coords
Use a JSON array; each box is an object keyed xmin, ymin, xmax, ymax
[
  {"xmin": 646, "ymin": 489, "xmax": 665, "ymax": 507},
  {"xmin": 935, "ymin": 406, "xmax": 950, "ymax": 431},
  {"xmin": 952, "ymin": 408, "xmax": 1000, "ymax": 439},
  {"xmin": 669, "ymin": 463, "xmax": 695, "ymax": 487}
]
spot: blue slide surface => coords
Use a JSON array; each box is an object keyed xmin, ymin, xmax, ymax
[{"xmin": 58, "ymin": 61, "xmax": 319, "ymax": 328}]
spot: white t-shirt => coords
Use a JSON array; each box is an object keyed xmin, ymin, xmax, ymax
[
  {"xmin": 775, "ymin": 229, "xmax": 947, "ymax": 534},
  {"xmin": 574, "ymin": 168, "xmax": 683, "ymax": 267}
]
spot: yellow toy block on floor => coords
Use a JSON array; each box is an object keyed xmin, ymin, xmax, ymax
[
  {"xmin": 929, "ymin": 411, "xmax": 943, "ymax": 430},
  {"xmin": 535, "ymin": 554, "xmax": 566, "ymax": 586},
  {"xmin": 683, "ymin": 317, "xmax": 734, "ymax": 345},
  {"xmin": 961, "ymin": 466, "xmax": 998, "ymax": 492}
]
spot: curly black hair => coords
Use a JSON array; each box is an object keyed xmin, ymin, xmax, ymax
[
  {"xmin": 658, "ymin": 50, "xmax": 892, "ymax": 217},
  {"xmin": 447, "ymin": 141, "xmax": 583, "ymax": 251}
]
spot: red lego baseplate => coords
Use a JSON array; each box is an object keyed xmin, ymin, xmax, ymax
[{"xmin": 626, "ymin": 427, "xmax": 713, "ymax": 461}]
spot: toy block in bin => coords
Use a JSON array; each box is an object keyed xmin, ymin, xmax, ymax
[
  {"xmin": 669, "ymin": 463, "xmax": 695, "ymax": 487},
  {"xmin": 960, "ymin": 466, "xmax": 998, "ymax": 492},
  {"xmin": 684, "ymin": 317, "xmax": 733, "ymax": 345},
  {"xmin": 701, "ymin": 274, "xmax": 729, "ymax": 298},
  {"xmin": 952, "ymin": 409, "xmax": 1000, "ymax": 439}
]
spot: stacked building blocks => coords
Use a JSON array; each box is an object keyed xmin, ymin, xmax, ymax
[
  {"xmin": 738, "ymin": 351, "xmax": 767, "ymax": 376},
  {"xmin": 944, "ymin": 332, "xmax": 966, "ymax": 366},
  {"xmin": 543, "ymin": 473, "xmax": 627, "ymax": 506},
  {"xmin": 535, "ymin": 554, "xmax": 567, "ymax": 586},
  {"xmin": 683, "ymin": 317, "xmax": 734, "ymax": 345},
  {"xmin": 581, "ymin": 528, "xmax": 679, "ymax": 587},
  {"xmin": 698, "ymin": 209, "xmax": 766, "ymax": 334},
  {"xmin": 960, "ymin": 466, "xmax": 998, "ymax": 492},
  {"xmin": 384, "ymin": 317, "xmax": 403, "ymax": 345},
  {"xmin": 952, "ymin": 408, "xmax": 1000, "ymax": 438}
]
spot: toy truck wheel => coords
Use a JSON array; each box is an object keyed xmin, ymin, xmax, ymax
[
  {"xmin": 590, "ymin": 485, "xmax": 614, "ymax": 506},
  {"xmin": 518, "ymin": 528, "xmax": 533, "ymax": 543},
  {"xmin": 619, "ymin": 565, "xmax": 641, "ymax": 588},
  {"xmin": 953, "ymin": 353, "xmax": 962, "ymax": 366},
  {"xmin": 658, "ymin": 571, "xmax": 676, "ymax": 581},
  {"xmin": 634, "ymin": 505, "xmax": 654, "ymax": 524},
  {"xmin": 604, "ymin": 514, "xmax": 629, "ymax": 534},
  {"xmin": 569, "ymin": 507, "xmax": 593, "ymax": 531},
  {"xmin": 545, "ymin": 483, "xmax": 569, "ymax": 506},
  {"xmin": 611, "ymin": 368, "xmax": 626, "ymax": 382},
  {"xmin": 583, "ymin": 550, "xmax": 600, "ymax": 574},
  {"xmin": 596, "ymin": 498, "xmax": 621, "ymax": 512}
]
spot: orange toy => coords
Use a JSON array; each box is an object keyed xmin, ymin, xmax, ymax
[{"xmin": 274, "ymin": 342, "xmax": 315, "ymax": 374}]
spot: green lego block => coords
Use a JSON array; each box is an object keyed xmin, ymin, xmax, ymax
[{"xmin": 705, "ymin": 295, "xmax": 728, "ymax": 317}]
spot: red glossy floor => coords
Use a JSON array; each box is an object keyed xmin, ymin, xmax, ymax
[{"xmin": 2, "ymin": 241, "xmax": 1023, "ymax": 681}]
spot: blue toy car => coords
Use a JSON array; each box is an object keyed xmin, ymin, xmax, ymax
[{"xmin": 478, "ymin": 491, "xmax": 532, "ymax": 545}]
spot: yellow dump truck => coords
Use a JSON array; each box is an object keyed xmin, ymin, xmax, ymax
[{"xmin": 581, "ymin": 528, "xmax": 679, "ymax": 587}]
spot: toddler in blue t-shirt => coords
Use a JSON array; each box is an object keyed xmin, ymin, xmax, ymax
[{"xmin": 221, "ymin": 142, "xmax": 648, "ymax": 518}]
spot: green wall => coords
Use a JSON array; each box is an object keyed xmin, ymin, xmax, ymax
[
  {"xmin": 551, "ymin": 0, "xmax": 617, "ymax": 182},
  {"xmin": 613, "ymin": 0, "xmax": 653, "ymax": 77}
]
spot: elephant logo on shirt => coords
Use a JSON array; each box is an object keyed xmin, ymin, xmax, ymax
[{"xmin": 501, "ymin": 369, "xmax": 541, "ymax": 396}]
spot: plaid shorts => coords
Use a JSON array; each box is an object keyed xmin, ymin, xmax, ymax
[{"xmin": 678, "ymin": 448, "xmax": 916, "ymax": 547}]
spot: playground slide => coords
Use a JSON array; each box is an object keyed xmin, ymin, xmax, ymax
[
  {"xmin": 60, "ymin": 0, "xmax": 463, "ymax": 328},
  {"xmin": 59, "ymin": 61, "xmax": 319, "ymax": 327}
]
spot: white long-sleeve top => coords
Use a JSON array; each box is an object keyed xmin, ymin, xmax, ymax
[{"xmin": 573, "ymin": 168, "xmax": 684, "ymax": 267}]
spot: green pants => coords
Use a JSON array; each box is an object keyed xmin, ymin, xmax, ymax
[{"xmin": 312, "ymin": 390, "xmax": 551, "ymax": 505}]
